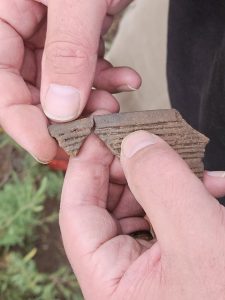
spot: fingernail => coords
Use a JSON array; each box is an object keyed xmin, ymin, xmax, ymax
[
  {"xmin": 118, "ymin": 84, "xmax": 138, "ymax": 92},
  {"xmin": 32, "ymin": 154, "xmax": 51, "ymax": 165},
  {"xmin": 121, "ymin": 131, "xmax": 158, "ymax": 158},
  {"xmin": 40, "ymin": 0, "xmax": 48, "ymax": 5},
  {"xmin": 43, "ymin": 84, "xmax": 81, "ymax": 122},
  {"xmin": 207, "ymin": 171, "xmax": 225, "ymax": 178}
]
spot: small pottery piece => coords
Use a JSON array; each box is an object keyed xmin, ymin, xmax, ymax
[{"xmin": 49, "ymin": 109, "xmax": 209, "ymax": 178}]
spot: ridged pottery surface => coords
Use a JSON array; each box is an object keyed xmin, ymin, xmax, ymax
[{"xmin": 49, "ymin": 109, "xmax": 209, "ymax": 178}]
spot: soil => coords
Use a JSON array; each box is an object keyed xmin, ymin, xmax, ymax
[
  {"xmin": 0, "ymin": 140, "xmax": 69, "ymax": 275},
  {"xmin": 34, "ymin": 198, "xmax": 69, "ymax": 273},
  {"xmin": 0, "ymin": 145, "xmax": 12, "ymax": 188}
]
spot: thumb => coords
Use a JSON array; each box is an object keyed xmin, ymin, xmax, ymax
[
  {"xmin": 203, "ymin": 171, "xmax": 225, "ymax": 198},
  {"xmin": 120, "ymin": 131, "xmax": 222, "ymax": 250},
  {"xmin": 41, "ymin": 0, "xmax": 107, "ymax": 122}
]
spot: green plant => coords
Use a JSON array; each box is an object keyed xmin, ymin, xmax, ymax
[
  {"xmin": 0, "ymin": 252, "xmax": 82, "ymax": 300},
  {"xmin": 0, "ymin": 173, "xmax": 47, "ymax": 247},
  {"xmin": 0, "ymin": 132, "xmax": 83, "ymax": 299}
]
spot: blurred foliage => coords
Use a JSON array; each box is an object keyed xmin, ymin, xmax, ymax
[
  {"xmin": 0, "ymin": 173, "xmax": 47, "ymax": 247},
  {"xmin": 0, "ymin": 252, "xmax": 82, "ymax": 300},
  {"xmin": 0, "ymin": 132, "xmax": 83, "ymax": 300}
]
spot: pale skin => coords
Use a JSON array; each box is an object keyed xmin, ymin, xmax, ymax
[
  {"xmin": 1, "ymin": 1, "xmax": 225, "ymax": 299},
  {"xmin": 60, "ymin": 131, "xmax": 225, "ymax": 300},
  {"xmin": 0, "ymin": 0, "xmax": 140, "ymax": 162}
]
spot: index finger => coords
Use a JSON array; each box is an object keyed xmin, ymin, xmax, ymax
[
  {"xmin": 0, "ymin": 1, "xmax": 57, "ymax": 162},
  {"xmin": 59, "ymin": 135, "xmax": 119, "ymax": 291}
]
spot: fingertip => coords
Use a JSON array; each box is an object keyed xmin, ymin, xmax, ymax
[
  {"xmin": 121, "ymin": 131, "xmax": 162, "ymax": 161},
  {"xmin": 72, "ymin": 134, "xmax": 114, "ymax": 166},
  {"xmin": 94, "ymin": 62, "xmax": 142, "ymax": 93},
  {"xmin": 1, "ymin": 105, "xmax": 58, "ymax": 163},
  {"xmin": 43, "ymin": 84, "xmax": 81, "ymax": 122},
  {"xmin": 117, "ymin": 84, "xmax": 138, "ymax": 92},
  {"xmin": 117, "ymin": 68, "xmax": 142, "ymax": 92},
  {"xmin": 84, "ymin": 90, "xmax": 119, "ymax": 114},
  {"xmin": 206, "ymin": 171, "xmax": 225, "ymax": 178},
  {"xmin": 203, "ymin": 171, "xmax": 225, "ymax": 198},
  {"xmin": 31, "ymin": 154, "xmax": 52, "ymax": 165},
  {"xmin": 28, "ymin": 134, "xmax": 58, "ymax": 164}
]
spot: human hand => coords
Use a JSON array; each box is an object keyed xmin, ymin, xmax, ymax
[
  {"xmin": 60, "ymin": 131, "xmax": 225, "ymax": 300},
  {"xmin": 0, "ymin": 0, "xmax": 140, "ymax": 162}
]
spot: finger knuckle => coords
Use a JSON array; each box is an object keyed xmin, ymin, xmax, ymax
[{"xmin": 44, "ymin": 40, "xmax": 95, "ymax": 75}]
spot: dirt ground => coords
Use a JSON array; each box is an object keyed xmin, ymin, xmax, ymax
[{"xmin": 34, "ymin": 197, "xmax": 68, "ymax": 273}]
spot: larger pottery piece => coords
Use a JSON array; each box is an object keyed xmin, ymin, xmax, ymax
[{"xmin": 49, "ymin": 109, "xmax": 209, "ymax": 178}]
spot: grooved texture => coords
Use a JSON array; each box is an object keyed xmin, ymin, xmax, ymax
[{"xmin": 49, "ymin": 109, "xmax": 209, "ymax": 178}]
